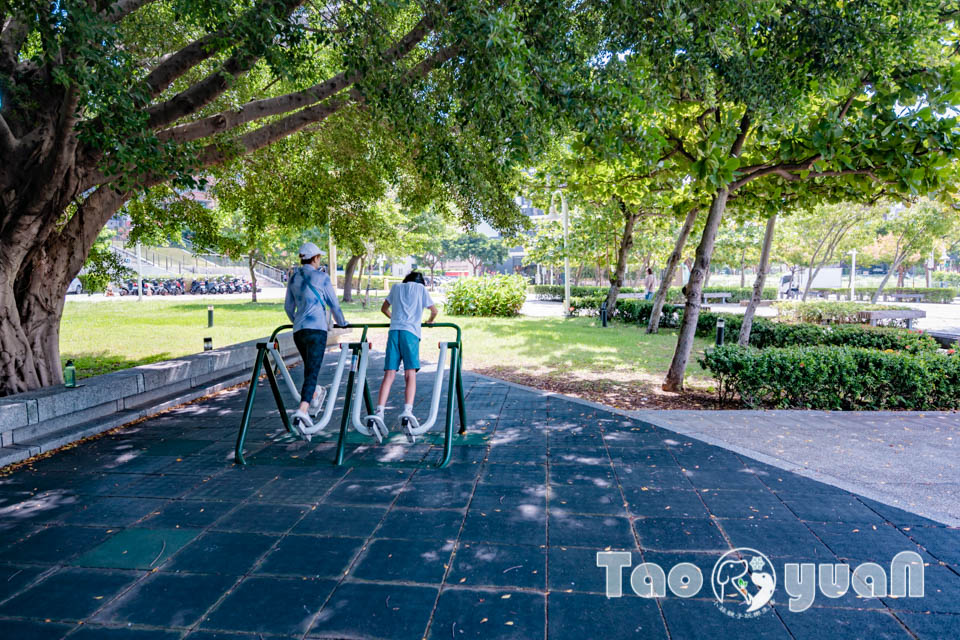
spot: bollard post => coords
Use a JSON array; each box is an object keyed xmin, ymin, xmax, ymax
[
  {"xmin": 204, "ymin": 337, "xmax": 213, "ymax": 351},
  {"xmin": 207, "ymin": 305, "xmax": 214, "ymax": 328},
  {"xmin": 716, "ymin": 317, "xmax": 725, "ymax": 346},
  {"xmin": 600, "ymin": 301, "xmax": 608, "ymax": 328}
]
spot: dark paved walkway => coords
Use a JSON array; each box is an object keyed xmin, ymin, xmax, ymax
[{"xmin": 0, "ymin": 361, "xmax": 958, "ymax": 639}]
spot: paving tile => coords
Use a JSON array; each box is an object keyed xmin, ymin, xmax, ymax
[
  {"xmin": 548, "ymin": 445, "xmax": 609, "ymax": 466},
  {"xmin": 427, "ymin": 588, "xmax": 544, "ymax": 640},
  {"xmin": 780, "ymin": 495, "xmax": 886, "ymax": 524},
  {"xmin": 324, "ymin": 480, "xmax": 406, "ymax": 506},
  {"xmin": 470, "ymin": 482, "xmax": 547, "ymax": 511},
  {"xmin": 74, "ymin": 528, "xmax": 199, "ymax": 570},
  {"xmin": 549, "ymin": 464, "xmax": 616, "ymax": 488},
  {"xmin": 719, "ymin": 518, "xmax": 834, "ymax": 561},
  {"xmin": 903, "ymin": 526, "xmax": 960, "ymax": 566},
  {"xmin": 109, "ymin": 475, "xmax": 203, "ymax": 500},
  {"xmin": 633, "ymin": 517, "xmax": 728, "ymax": 552},
  {"xmin": 780, "ymin": 608, "xmax": 913, "ymax": 639},
  {"xmin": 138, "ymin": 440, "xmax": 212, "ymax": 457},
  {"xmin": 486, "ymin": 445, "xmax": 546, "ymax": 465},
  {"xmin": 547, "ymin": 545, "xmax": 633, "ymax": 594},
  {"xmin": 447, "ymin": 542, "xmax": 546, "ymax": 589},
  {"xmin": 856, "ymin": 498, "xmax": 945, "ymax": 527},
  {"xmin": 395, "ymin": 480, "xmax": 475, "ymax": 510},
  {"xmin": 616, "ymin": 467, "xmax": 691, "ymax": 490},
  {"xmin": 70, "ymin": 626, "xmax": 182, "ymax": 639},
  {"xmin": 0, "ymin": 567, "xmax": 138, "ymax": 621},
  {"xmin": 162, "ymin": 531, "xmax": 277, "ymax": 575},
  {"xmin": 699, "ymin": 489, "xmax": 796, "ymax": 520},
  {"xmin": 898, "ymin": 611, "xmax": 960, "ymax": 639},
  {"xmin": 661, "ymin": 597, "xmax": 793, "ymax": 637},
  {"xmin": 256, "ymin": 535, "xmax": 363, "ymax": 578},
  {"xmin": 181, "ymin": 473, "xmax": 272, "ymax": 502},
  {"xmin": 0, "ymin": 565, "xmax": 47, "ymax": 601},
  {"xmin": 94, "ymin": 572, "xmax": 236, "ymax": 628},
  {"xmin": 624, "ymin": 488, "xmax": 710, "ymax": 519},
  {"xmin": 211, "ymin": 504, "xmax": 308, "ymax": 534},
  {"xmin": 548, "ymin": 512, "xmax": 635, "ymax": 548},
  {"xmin": 307, "ymin": 582, "xmax": 437, "ymax": 639},
  {"xmin": 140, "ymin": 500, "xmax": 236, "ymax": 529},
  {"xmin": 292, "ymin": 504, "xmax": 387, "ymax": 537},
  {"xmin": 201, "ymin": 576, "xmax": 336, "ymax": 635},
  {"xmin": 683, "ymin": 468, "xmax": 768, "ymax": 491},
  {"xmin": 806, "ymin": 522, "xmax": 923, "ymax": 564},
  {"xmin": 550, "ymin": 483, "xmax": 627, "ymax": 515},
  {"xmin": 351, "ymin": 538, "xmax": 454, "ymax": 584},
  {"xmin": 62, "ymin": 496, "xmax": 168, "ymax": 527},
  {"xmin": 460, "ymin": 509, "xmax": 546, "ymax": 547},
  {"xmin": 547, "ymin": 592, "xmax": 667, "ymax": 639},
  {"xmin": 0, "ymin": 619, "xmax": 73, "ymax": 639},
  {"xmin": 0, "ymin": 525, "xmax": 112, "ymax": 565},
  {"xmin": 882, "ymin": 563, "xmax": 960, "ymax": 614},
  {"xmin": 375, "ymin": 507, "xmax": 465, "ymax": 541},
  {"xmin": 478, "ymin": 463, "xmax": 547, "ymax": 486}
]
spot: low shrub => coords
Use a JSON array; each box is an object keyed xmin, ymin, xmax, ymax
[
  {"xmin": 817, "ymin": 287, "xmax": 957, "ymax": 304},
  {"xmin": 529, "ymin": 284, "xmax": 641, "ymax": 300},
  {"xmin": 77, "ymin": 273, "xmax": 108, "ymax": 293},
  {"xmin": 571, "ymin": 297, "xmax": 937, "ymax": 352},
  {"xmin": 445, "ymin": 274, "xmax": 527, "ymax": 317},
  {"xmin": 699, "ymin": 344, "xmax": 960, "ymax": 410},
  {"xmin": 932, "ymin": 271, "xmax": 960, "ymax": 288},
  {"xmin": 773, "ymin": 301, "xmax": 911, "ymax": 325}
]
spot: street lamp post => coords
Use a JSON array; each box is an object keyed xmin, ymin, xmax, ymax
[
  {"xmin": 849, "ymin": 249, "xmax": 856, "ymax": 301},
  {"xmin": 549, "ymin": 189, "xmax": 571, "ymax": 316}
]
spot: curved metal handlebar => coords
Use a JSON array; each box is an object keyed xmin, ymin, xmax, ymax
[{"xmin": 266, "ymin": 322, "xmax": 460, "ymax": 345}]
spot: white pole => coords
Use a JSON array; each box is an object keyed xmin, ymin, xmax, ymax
[
  {"xmin": 136, "ymin": 242, "xmax": 143, "ymax": 302},
  {"xmin": 850, "ymin": 249, "xmax": 856, "ymax": 301},
  {"xmin": 563, "ymin": 195, "xmax": 570, "ymax": 316},
  {"xmin": 328, "ymin": 228, "xmax": 337, "ymax": 289}
]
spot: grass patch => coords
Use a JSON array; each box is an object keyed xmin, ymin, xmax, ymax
[{"xmin": 61, "ymin": 298, "xmax": 713, "ymax": 406}]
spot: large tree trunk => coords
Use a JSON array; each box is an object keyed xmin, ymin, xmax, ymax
[
  {"xmin": 248, "ymin": 252, "xmax": 259, "ymax": 303},
  {"xmin": 356, "ymin": 256, "xmax": 365, "ymax": 297},
  {"xmin": 663, "ymin": 190, "xmax": 728, "ymax": 392},
  {"xmin": 341, "ymin": 254, "xmax": 360, "ymax": 302},
  {"xmin": 739, "ymin": 215, "xmax": 777, "ymax": 346},
  {"xmin": 604, "ymin": 204, "xmax": 640, "ymax": 312},
  {"xmin": 648, "ymin": 207, "xmax": 699, "ymax": 333}
]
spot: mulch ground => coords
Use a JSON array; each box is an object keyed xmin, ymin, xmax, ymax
[{"xmin": 472, "ymin": 366, "xmax": 738, "ymax": 410}]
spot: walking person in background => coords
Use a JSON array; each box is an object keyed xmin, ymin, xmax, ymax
[
  {"xmin": 644, "ymin": 267, "xmax": 657, "ymax": 300},
  {"xmin": 285, "ymin": 242, "xmax": 348, "ymax": 434}
]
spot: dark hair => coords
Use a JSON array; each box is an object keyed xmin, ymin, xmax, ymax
[
  {"xmin": 300, "ymin": 257, "xmax": 313, "ymax": 265},
  {"xmin": 403, "ymin": 271, "xmax": 425, "ymax": 285},
  {"xmin": 647, "ymin": 268, "xmax": 653, "ymax": 275}
]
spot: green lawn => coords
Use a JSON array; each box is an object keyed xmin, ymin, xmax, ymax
[{"xmin": 61, "ymin": 298, "xmax": 714, "ymax": 407}]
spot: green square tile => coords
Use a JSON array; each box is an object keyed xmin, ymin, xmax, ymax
[{"xmin": 74, "ymin": 528, "xmax": 199, "ymax": 569}]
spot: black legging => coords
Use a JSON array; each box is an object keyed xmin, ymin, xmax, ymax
[{"xmin": 293, "ymin": 329, "xmax": 328, "ymax": 402}]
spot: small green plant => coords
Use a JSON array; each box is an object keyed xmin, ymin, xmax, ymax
[{"xmin": 445, "ymin": 275, "xmax": 527, "ymax": 317}]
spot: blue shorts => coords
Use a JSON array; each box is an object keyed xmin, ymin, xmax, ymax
[{"xmin": 384, "ymin": 330, "xmax": 420, "ymax": 371}]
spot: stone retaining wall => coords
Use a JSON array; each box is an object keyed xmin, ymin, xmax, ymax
[{"xmin": 0, "ymin": 330, "xmax": 345, "ymax": 468}]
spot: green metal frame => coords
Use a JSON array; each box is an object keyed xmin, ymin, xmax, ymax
[{"xmin": 234, "ymin": 322, "xmax": 466, "ymax": 467}]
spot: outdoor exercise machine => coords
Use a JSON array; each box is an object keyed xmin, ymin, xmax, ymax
[{"xmin": 234, "ymin": 322, "xmax": 467, "ymax": 467}]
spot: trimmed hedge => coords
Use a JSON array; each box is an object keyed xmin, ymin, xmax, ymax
[
  {"xmin": 531, "ymin": 284, "xmax": 776, "ymax": 303},
  {"xmin": 773, "ymin": 301, "xmax": 911, "ymax": 325},
  {"xmin": 700, "ymin": 344, "xmax": 960, "ymax": 410},
  {"xmin": 932, "ymin": 271, "xmax": 960, "ymax": 288},
  {"xmin": 814, "ymin": 287, "xmax": 957, "ymax": 304},
  {"xmin": 571, "ymin": 296, "xmax": 938, "ymax": 352},
  {"xmin": 445, "ymin": 274, "xmax": 527, "ymax": 317}
]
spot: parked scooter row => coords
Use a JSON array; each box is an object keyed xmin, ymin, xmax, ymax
[{"xmin": 114, "ymin": 277, "xmax": 260, "ymax": 296}]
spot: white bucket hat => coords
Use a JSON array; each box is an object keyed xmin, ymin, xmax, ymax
[{"xmin": 298, "ymin": 242, "xmax": 323, "ymax": 260}]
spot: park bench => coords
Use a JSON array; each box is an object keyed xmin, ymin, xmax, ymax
[
  {"xmin": 807, "ymin": 290, "xmax": 828, "ymax": 299},
  {"xmin": 887, "ymin": 292, "xmax": 926, "ymax": 303},
  {"xmin": 702, "ymin": 292, "xmax": 733, "ymax": 304},
  {"xmin": 857, "ymin": 308, "xmax": 926, "ymax": 329}
]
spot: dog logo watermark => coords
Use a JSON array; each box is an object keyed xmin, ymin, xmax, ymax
[
  {"xmin": 711, "ymin": 548, "xmax": 776, "ymax": 618},
  {"xmin": 597, "ymin": 549, "xmax": 925, "ymax": 617}
]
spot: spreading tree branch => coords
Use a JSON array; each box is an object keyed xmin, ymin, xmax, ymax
[{"xmin": 105, "ymin": 0, "xmax": 160, "ymax": 22}]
